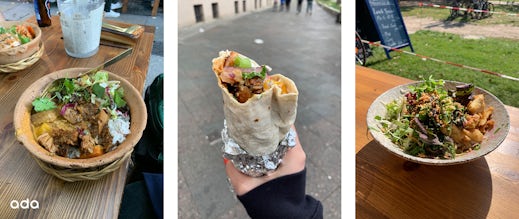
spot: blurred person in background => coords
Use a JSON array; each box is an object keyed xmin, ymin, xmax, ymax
[
  {"xmin": 279, "ymin": 0, "xmax": 286, "ymax": 11},
  {"xmin": 296, "ymin": 0, "xmax": 303, "ymax": 14},
  {"xmin": 285, "ymin": 0, "xmax": 292, "ymax": 12},
  {"xmin": 306, "ymin": 0, "xmax": 313, "ymax": 15},
  {"xmin": 104, "ymin": 0, "xmax": 122, "ymax": 17}
]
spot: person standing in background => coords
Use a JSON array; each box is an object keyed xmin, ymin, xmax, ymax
[
  {"xmin": 296, "ymin": 0, "xmax": 303, "ymax": 14},
  {"xmin": 285, "ymin": 0, "xmax": 292, "ymax": 12},
  {"xmin": 112, "ymin": 1, "xmax": 123, "ymax": 10},
  {"xmin": 272, "ymin": 0, "xmax": 279, "ymax": 11},
  {"xmin": 306, "ymin": 0, "xmax": 313, "ymax": 15},
  {"xmin": 279, "ymin": 0, "xmax": 286, "ymax": 11},
  {"xmin": 104, "ymin": 0, "xmax": 122, "ymax": 18}
]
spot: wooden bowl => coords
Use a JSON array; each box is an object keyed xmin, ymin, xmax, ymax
[
  {"xmin": 13, "ymin": 68, "xmax": 147, "ymax": 181},
  {"xmin": 0, "ymin": 21, "xmax": 42, "ymax": 65}
]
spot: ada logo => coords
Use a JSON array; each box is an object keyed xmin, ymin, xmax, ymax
[{"xmin": 10, "ymin": 199, "xmax": 40, "ymax": 209}]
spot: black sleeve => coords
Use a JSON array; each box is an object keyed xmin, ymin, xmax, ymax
[{"xmin": 237, "ymin": 168, "xmax": 324, "ymax": 219}]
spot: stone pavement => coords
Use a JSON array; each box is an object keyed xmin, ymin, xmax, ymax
[{"xmin": 178, "ymin": 2, "xmax": 341, "ymax": 218}]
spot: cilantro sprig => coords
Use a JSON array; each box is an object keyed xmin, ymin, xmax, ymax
[{"xmin": 32, "ymin": 97, "xmax": 57, "ymax": 112}]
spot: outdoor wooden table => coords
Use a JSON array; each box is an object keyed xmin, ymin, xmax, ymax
[
  {"xmin": 356, "ymin": 65, "xmax": 519, "ymax": 218},
  {"xmin": 0, "ymin": 16, "xmax": 154, "ymax": 218}
]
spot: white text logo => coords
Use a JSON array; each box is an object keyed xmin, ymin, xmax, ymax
[{"xmin": 10, "ymin": 199, "xmax": 40, "ymax": 209}]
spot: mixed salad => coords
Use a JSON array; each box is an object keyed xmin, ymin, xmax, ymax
[
  {"xmin": 0, "ymin": 24, "xmax": 36, "ymax": 50},
  {"xmin": 31, "ymin": 71, "xmax": 131, "ymax": 159},
  {"xmin": 374, "ymin": 76, "xmax": 495, "ymax": 159}
]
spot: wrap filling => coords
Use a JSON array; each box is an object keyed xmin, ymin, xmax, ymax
[{"xmin": 218, "ymin": 51, "xmax": 287, "ymax": 103}]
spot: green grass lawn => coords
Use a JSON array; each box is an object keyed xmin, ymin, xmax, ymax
[
  {"xmin": 400, "ymin": 3, "xmax": 519, "ymax": 26},
  {"xmin": 363, "ymin": 30, "xmax": 519, "ymax": 107},
  {"xmin": 317, "ymin": 0, "xmax": 341, "ymax": 11}
]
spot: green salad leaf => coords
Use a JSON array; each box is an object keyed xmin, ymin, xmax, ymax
[
  {"xmin": 92, "ymin": 83, "xmax": 105, "ymax": 98},
  {"xmin": 32, "ymin": 97, "xmax": 57, "ymax": 112},
  {"xmin": 94, "ymin": 71, "xmax": 109, "ymax": 83},
  {"xmin": 63, "ymin": 78, "xmax": 75, "ymax": 95},
  {"xmin": 409, "ymin": 75, "xmax": 446, "ymax": 98},
  {"xmin": 114, "ymin": 87, "xmax": 126, "ymax": 108},
  {"xmin": 242, "ymin": 66, "xmax": 267, "ymax": 80},
  {"xmin": 234, "ymin": 55, "xmax": 252, "ymax": 68},
  {"xmin": 19, "ymin": 35, "xmax": 30, "ymax": 44}
]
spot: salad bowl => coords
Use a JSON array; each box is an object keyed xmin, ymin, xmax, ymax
[
  {"xmin": 0, "ymin": 21, "xmax": 42, "ymax": 65},
  {"xmin": 367, "ymin": 80, "xmax": 510, "ymax": 165},
  {"xmin": 13, "ymin": 68, "xmax": 147, "ymax": 181}
]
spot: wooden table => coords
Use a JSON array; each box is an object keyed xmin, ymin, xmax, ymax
[
  {"xmin": 356, "ymin": 66, "xmax": 519, "ymax": 218},
  {"xmin": 0, "ymin": 16, "xmax": 154, "ymax": 218}
]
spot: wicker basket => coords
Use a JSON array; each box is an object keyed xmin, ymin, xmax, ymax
[
  {"xmin": 0, "ymin": 42, "xmax": 44, "ymax": 73},
  {"xmin": 33, "ymin": 150, "xmax": 133, "ymax": 182},
  {"xmin": 14, "ymin": 68, "xmax": 147, "ymax": 182}
]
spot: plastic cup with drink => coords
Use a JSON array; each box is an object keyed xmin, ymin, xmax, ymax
[{"xmin": 57, "ymin": 0, "xmax": 104, "ymax": 58}]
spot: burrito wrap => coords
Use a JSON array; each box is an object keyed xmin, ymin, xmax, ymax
[{"xmin": 213, "ymin": 51, "xmax": 299, "ymax": 156}]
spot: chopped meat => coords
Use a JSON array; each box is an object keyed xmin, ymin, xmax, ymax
[
  {"xmin": 77, "ymin": 103, "xmax": 99, "ymax": 122},
  {"xmin": 247, "ymin": 77, "xmax": 264, "ymax": 94},
  {"xmin": 55, "ymin": 145, "xmax": 80, "ymax": 158},
  {"xmin": 80, "ymin": 134, "xmax": 96, "ymax": 154},
  {"xmin": 236, "ymin": 85, "xmax": 253, "ymax": 103},
  {"xmin": 98, "ymin": 125, "xmax": 113, "ymax": 147},
  {"xmin": 231, "ymin": 77, "xmax": 265, "ymax": 103},
  {"xmin": 62, "ymin": 107, "xmax": 82, "ymax": 124},
  {"xmin": 56, "ymin": 146, "xmax": 68, "ymax": 157},
  {"xmin": 97, "ymin": 109, "xmax": 110, "ymax": 135},
  {"xmin": 37, "ymin": 133, "xmax": 57, "ymax": 153},
  {"xmin": 50, "ymin": 120, "xmax": 79, "ymax": 146},
  {"xmin": 224, "ymin": 51, "xmax": 239, "ymax": 67}
]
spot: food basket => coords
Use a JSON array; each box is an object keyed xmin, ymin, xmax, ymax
[
  {"xmin": 13, "ymin": 68, "xmax": 147, "ymax": 182},
  {"xmin": 0, "ymin": 21, "xmax": 43, "ymax": 73}
]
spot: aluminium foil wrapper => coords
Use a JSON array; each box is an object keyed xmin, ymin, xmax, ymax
[{"xmin": 221, "ymin": 120, "xmax": 297, "ymax": 177}]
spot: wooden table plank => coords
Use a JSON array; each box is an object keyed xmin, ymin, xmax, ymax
[
  {"xmin": 355, "ymin": 66, "xmax": 412, "ymax": 152},
  {"xmin": 0, "ymin": 16, "xmax": 154, "ymax": 218},
  {"xmin": 356, "ymin": 65, "xmax": 519, "ymax": 218}
]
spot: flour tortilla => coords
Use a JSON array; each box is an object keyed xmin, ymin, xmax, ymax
[{"xmin": 212, "ymin": 51, "xmax": 299, "ymax": 156}]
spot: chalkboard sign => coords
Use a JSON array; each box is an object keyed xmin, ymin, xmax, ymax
[{"xmin": 363, "ymin": 0, "xmax": 414, "ymax": 58}]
